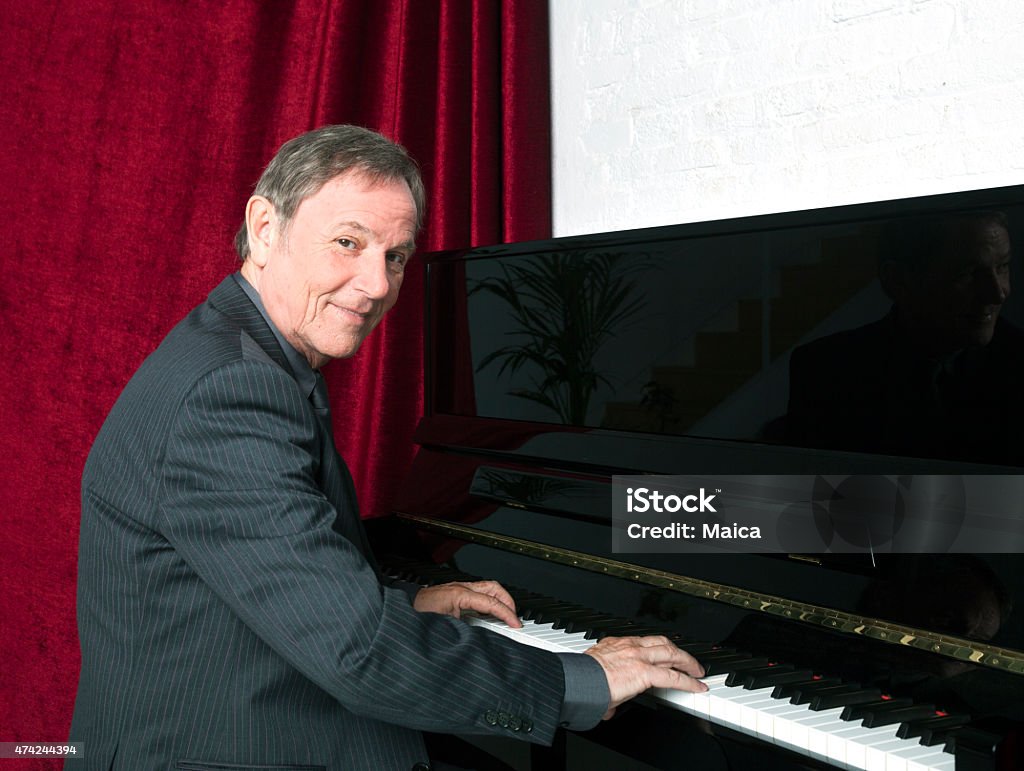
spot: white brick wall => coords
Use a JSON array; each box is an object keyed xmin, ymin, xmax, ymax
[{"xmin": 550, "ymin": 0, "xmax": 1024, "ymax": 236}]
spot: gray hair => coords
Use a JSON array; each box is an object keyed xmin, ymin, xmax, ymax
[
  {"xmin": 879, "ymin": 210, "xmax": 1009, "ymax": 273},
  {"xmin": 234, "ymin": 124, "xmax": 425, "ymax": 260}
]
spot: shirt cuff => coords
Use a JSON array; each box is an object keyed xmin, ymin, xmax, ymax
[{"xmin": 556, "ymin": 652, "xmax": 610, "ymax": 731}]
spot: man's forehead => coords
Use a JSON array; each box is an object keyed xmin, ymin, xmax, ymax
[
  {"xmin": 297, "ymin": 172, "xmax": 416, "ymax": 227},
  {"xmin": 936, "ymin": 221, "xmax": 1010, "ymax": 263},
  {"xmin": 952, "ymin": 219, "xmax": 1009, "ymax": 245}
]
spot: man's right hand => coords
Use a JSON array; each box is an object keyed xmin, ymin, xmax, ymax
[{"xmin": 584, "ymin": 635, "xmax": 708, "ymax": 719}]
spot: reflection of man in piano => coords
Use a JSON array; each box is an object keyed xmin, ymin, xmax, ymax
[
  {"xmin": 857, "ymin": 555, "xmax": 1011, "ymax": 675},
  {"xmin": 786, "ymin": 210, "xmax": 1024, "ymax": 465},
  {"xmin": 67, "ymin": 125, "xmax": 709, "ymax": 771}
]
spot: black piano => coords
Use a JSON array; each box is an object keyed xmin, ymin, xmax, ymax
[{"xmin": 369, "ymin": 185, "xmax": 1024, "ymax": 770}]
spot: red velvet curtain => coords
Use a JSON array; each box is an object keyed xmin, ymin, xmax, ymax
[{"xmin": 0, "ymin": 0, "xmax": 550, "ymax": 761}]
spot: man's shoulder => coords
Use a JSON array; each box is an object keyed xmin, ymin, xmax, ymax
[
  {"xmin": 992, "ymin": 316, "xmax": 1024, "ymax": 348},
  {"xmin": 110, "ymin": 277, "xmax": 288, "ymax": 422},
  {"xmin": 790, "ymin": 316, "xmax": 891, "ymax": 372},
  {"xmin": 981, "ymin": 317, "xmax": 1024, "ymax": 380},
  {"xmin": 83, "ymin": 278, "xmax": 284, "ymax": 504},
  {"xmin": 145, "ymin": 282, "xmax": 254, "ymax": 376},
  {"xmin": 151, "ymin": 275, "xmax": 282, "ymax": 369}
]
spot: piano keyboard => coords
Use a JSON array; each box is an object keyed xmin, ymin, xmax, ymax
[
  {"xmin": 387, "ymin": 563, "xmax": 964, "ymax": 771},
  {"xmin": 463, "ymin": 612, "xmax": 958, "ymax": 771}
]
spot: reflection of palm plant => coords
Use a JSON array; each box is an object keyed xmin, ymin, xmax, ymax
[
  {"xmin": 476, "ymin": 469, "xmax": 589, "ymax": 505},
  {"xmin": 472, "ymin": 251, "xmax": 646, "ymax": 425}
]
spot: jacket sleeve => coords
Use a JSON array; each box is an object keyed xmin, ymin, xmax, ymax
[{"xmin": 157, "ymin": 358, "xmax": 566, "ymax": 742}]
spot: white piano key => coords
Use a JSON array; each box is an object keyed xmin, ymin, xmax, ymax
[
  {"xmin": 463, "ymin": 613, "xmax": 965, "ymax": 771},
  {"xmin": 831, "ymin": 721, "xmax": 902, "ymax": 770},
  {"xmin": 756, "ymin": 699, "xmax": 815, "ymax": 743},
  {"xmin": 921, "ymin": 750, "xmax": 955, "ymax": 771},
  {"xmin": 784, "ymin": 707, "xmax": 845, "ymax": 753},
  {"xmin": 739, "ymin": 695, "xmax": 781, "ymax": 735},
  {"xmin": 716, "ymin": 689, "xmax": 777, "ymax": 731},
  {"xmin": 893, "ymin": 742, "xmax": 957, "ymax": 771},
  {"xmin": 652, "ymin": 675, "xmax": 727, "ymax": 720}
]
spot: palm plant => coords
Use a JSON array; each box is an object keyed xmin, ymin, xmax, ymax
[{"xmin": 472, "ymin": 251, "xmax": 647, "ymax": 425}]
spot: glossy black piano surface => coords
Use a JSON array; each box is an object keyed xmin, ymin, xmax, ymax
[{"xmin": 372, "ymin": 186, "xmax": 1024, "ymax": 770}]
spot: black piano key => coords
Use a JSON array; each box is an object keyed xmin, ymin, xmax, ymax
[
  {"xmin": 790, "ymin": 683, "xmax": 860, "ymax": 706},
  {"xmin": 703, "ymin": 657, "xmax": 772, "ymax": 677},
  {"xmin": 690, "ymin": 648, "xmax": 741, "ymax": 662},
  {"xmin": 518, "ymin": 604, "xmax": 559, "ymax": 621},
  {"xmin": 897, "ymin": 713, "xmax": 970, "ymax": 741},
  {"xmin": 518, "ymin": 597, "xmax": 570, "ymax": 610},
  {"xmin": 919, "ymin": 723, "xmax": 971, "ymax": 748},
  {"xmin": 862, "ymin": 704, "xmax": 939, "ymax": 729},
  {"xmin": 584, "ymin": 622, "xmax": 642, "ymax": 639},
  {"xmin": 841, "ymin": 697, "xmax": 914, "ymax": 722},
  {"xmin": 693, "ymin": 651, "xmax": 747, "ymax": 668},
  {"xmin": 724, "ymin": 664, "xmax": 794, "ymax": 687},
  {"xmin": 809, "ymin": 688, "xmax": 882, "ymax": 711},
  {"xmin": 632, "ymin": 630, "xmax": 693, "ymax": 644},
  {"xmin": 741, "ymin": 668, "xmax": 815, "ymax": 690},
  {"xmin": 520, "ymin": 600, "xmax": 577, "ymax": 621},
  {"xmin": 561, "ymin": 615, "xmax": 616, "ymax": 633},
  {"xmin": 620, "ymin": 626, "xmax": 676, "ymax": 637},
  {"xmin": 772, "ymin": 676, "xmax": 841, "ymax": 700},
  {"xmin": 548, "ymin": 610, "xmax": 604, "ymax": 629},
  {"xmin": 525, "ymin": 606, "xmax": 585, "ymax": 624},
  {"xmin": 590, "ymin": 623, "xmax": 665, "ymax": 640},
  {"xmin": 675, "ymin": 641, "xmax": 721, "ymax": 655}
]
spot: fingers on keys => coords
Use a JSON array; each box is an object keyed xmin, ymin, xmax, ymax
[{"xmin": 455, "ymin": 582, "xmax": 522, "ymax": 628}]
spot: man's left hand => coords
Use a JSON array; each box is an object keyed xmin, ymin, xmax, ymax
[{"xmin": 413, "ymin": 581, "xmax": 522, "ymax": 629}]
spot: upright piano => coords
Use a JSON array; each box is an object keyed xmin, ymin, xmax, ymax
[{"xmin": 370, "ymin": 185, "xmax": 1024, "ymax": 770}]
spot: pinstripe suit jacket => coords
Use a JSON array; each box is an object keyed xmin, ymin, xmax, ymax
[{"xmin": 69, "ymin": 276, "xmax": 565, "ymax": 771}]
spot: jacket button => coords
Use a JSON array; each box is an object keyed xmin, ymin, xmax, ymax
[
  {"xmin": 483, "ymin": 709, "xmax": 498, "ymax": 725},
  {"xmin": 522, "ymin": 719, "xmax": 533, "ymax": 733},
  {"xmin": 509, "ymin": 715, "xmax": 522, "ymax": 731},
  {"xmin": 411, "ymin": 764, "xmax": 431, "ymax": 771},
  {"xmin": 497, "ymin": 711, "xmax": 510, "ymax": 728}
]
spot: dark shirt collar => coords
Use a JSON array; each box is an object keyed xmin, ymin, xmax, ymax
[{"xmin": 232, "ymin": 272, "xmax": 318, "ymax": 400}]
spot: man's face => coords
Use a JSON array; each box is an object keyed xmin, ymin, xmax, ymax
[
  {"xmin": 246, "ymin": 172, "xmax": 417, "ymax": 368},
  {"xmin": 900, "ymin": 220, "xmax": 1011, "ymax": 353}
]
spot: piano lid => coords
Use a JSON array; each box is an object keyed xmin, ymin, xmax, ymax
[{"xmin": 399, "ymin": 183, "xmax": 1024, "ymax": 682}]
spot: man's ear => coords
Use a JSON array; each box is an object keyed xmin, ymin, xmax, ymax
[{"xmin": 245, "ymin": 196, "xmax": 277, "ymax": 267}]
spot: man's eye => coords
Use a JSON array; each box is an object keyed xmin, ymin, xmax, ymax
[
  {"xmin": 337, "ymin": 238, "xmax": 356, "ymax": 249},
  {"xmin": 387, "ymin": 252, "xmax": 408, "ymax": 266}
]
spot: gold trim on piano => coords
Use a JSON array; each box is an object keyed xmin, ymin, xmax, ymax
[{"xmin": 397, "ymin": 513, "xmax": 1024, "ymax": 677}]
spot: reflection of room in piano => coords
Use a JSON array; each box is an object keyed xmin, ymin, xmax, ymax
[{"xmin": 379, "ymin": 186, "xmax": 1024, "ymax": 770}]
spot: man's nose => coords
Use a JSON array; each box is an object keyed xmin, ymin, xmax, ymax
[
  {"xmin": 354, "ymin": 252, "xmax": 393, "ymax": 299},
  {"xmin": 982, "ymin": 269, "xmax": 1011, "ymax": 304}
]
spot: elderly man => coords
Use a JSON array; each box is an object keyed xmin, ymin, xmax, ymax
[
  {"xmin": 787, "ymin": 210, "xmax": 1024, "ymax": 465},
  {"xmin": 68, "ymin": 125, "xmax": 706, "ymax": 771}
]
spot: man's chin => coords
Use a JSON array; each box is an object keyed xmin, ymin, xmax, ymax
[
  {"xmin": 965, "ymin": 320, "xmax": 998, "ymax": 348},
  {"xmin": 326, "ymin": 341, "xmax": 365, "ymax": 360}
]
